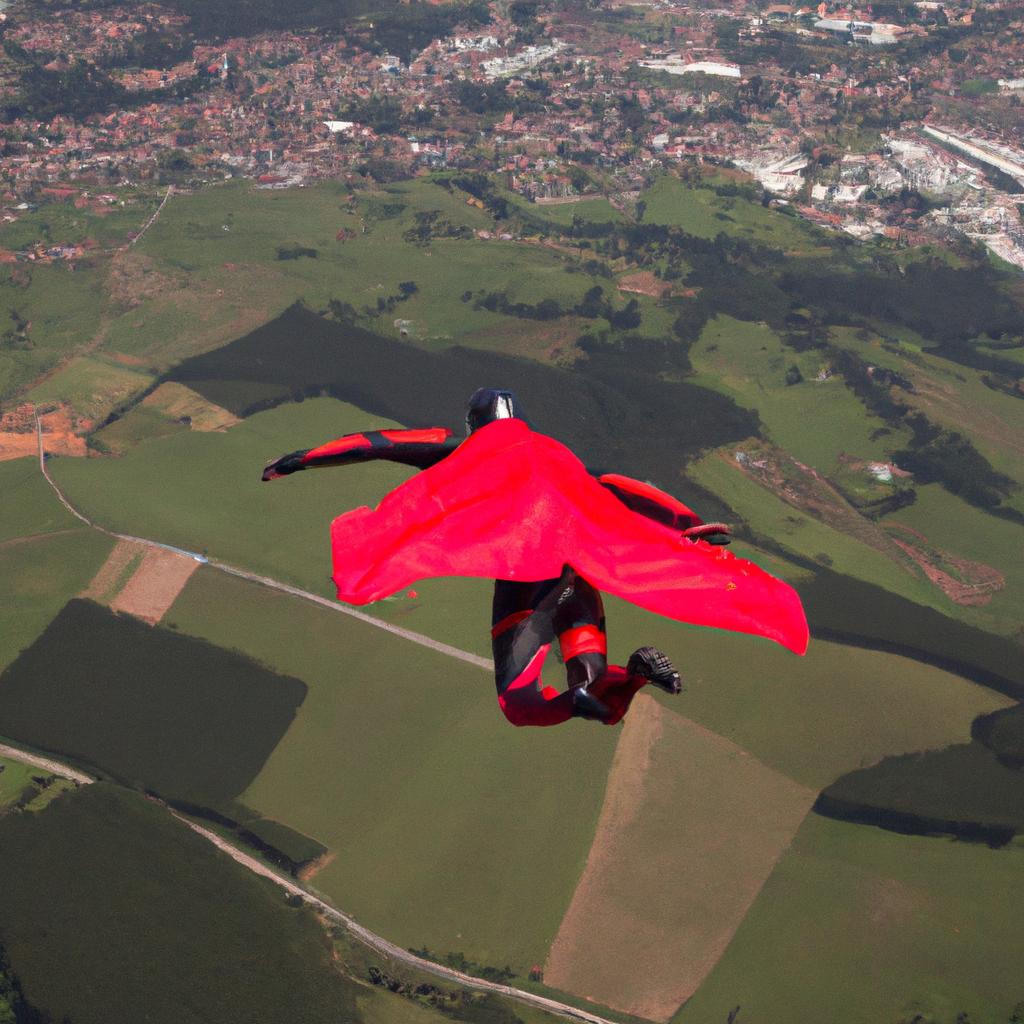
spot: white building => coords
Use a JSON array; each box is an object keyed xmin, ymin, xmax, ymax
[{"xmin": 638, "ymin": 55, "xmax": 741, "ymax": 78}]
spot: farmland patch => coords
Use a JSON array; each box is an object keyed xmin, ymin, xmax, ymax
[
  {"xmin": 0, "ymin": 597, "xmax": 305, "ymax": 806},
  {"xmin": 109, "ymin": 545, "xmax": 200, "ymax": 623},
  {"xmin": 166, "ymin": 567, "xmax": 618, "ymax": 974},
  {"xmin": 0, "ymin": 783, "xmax": 360, "ymax": 1024},
  {"xmin": 678, "ymin": 814, "xmax": 1024, "ymax": 1024},
  {"xmin": 545, "ymin": 696, "xmax": 815, "ymax": 1020}
]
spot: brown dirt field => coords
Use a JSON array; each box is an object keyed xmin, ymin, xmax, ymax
[
  {"xmin": 141, "ymin": 381, "xmax": 240, "ymax": 432},
  {"xmin": 110, "ymin": 546, "xmax": 200, "ymax": 624},
  {"xmin": 0, "ymin": 404, "xmax": 87, "ymax": 462},
  {"xmin": 617, "ymin": 271, "xmax": 673, "ymax": 299},
  {"xmin": 81, "ymin": 538, "xmax": 148, "ymax": 602},
  {"xmin": 887, "ymin": 532, "xmax": 1005, "ymax": 606},
  {"xmin": 544, "ymin": 695, "xmax": 815, "ymax": 1021}
]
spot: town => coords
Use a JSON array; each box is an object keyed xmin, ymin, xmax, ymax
[{"xmin": 1, "ymin": 0, "xmax": 1023, "ymax": 265}]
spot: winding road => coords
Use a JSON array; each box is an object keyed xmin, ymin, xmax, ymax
[{"xmin": 23, "ymin": 416, "xmax": 619, "ymax": 1024}]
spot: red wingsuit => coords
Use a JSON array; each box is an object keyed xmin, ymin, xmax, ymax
[{"xmin": 328, "ymin": 418, "xmax": 809, "ymax": 656}]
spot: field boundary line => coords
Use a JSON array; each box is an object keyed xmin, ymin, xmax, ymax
[{"xmin": 34, "ymin": 413, "xmax": 492, "ymax": 671}]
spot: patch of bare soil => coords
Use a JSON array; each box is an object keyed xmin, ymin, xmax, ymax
[
  {"xmin": 297, "ymin": 851, "xmax": 336, "ymax": 882},
  {"xmin": 109, "ymin": 546, "xmax": 200, "ymax": 624},
  {"xmin": 107, "ymin": 250, "xmax": 180, "ymax": 309},
  {"xmin": 885, "ymin": 523, "xmax": 1005, "ymax": 606},
  {"xmin": 82, "ymin": 538, "xmax": 147, "ymax": 602},
  {"xmin": 617, "ymin": 271, "xmax": 673, "ymax": 299},
  {"xmin": 726, "ymin": 442, "xmax": 920, "ymax": 571},
  {"xmin": 0, "ymin": 403, "xmax": 87, "ymax": 462},
  {"xmin": 544, "ymin": 696, "xmax": 816, "ymax": 1021}
]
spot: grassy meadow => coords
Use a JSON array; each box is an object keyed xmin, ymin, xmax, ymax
[
  {"xmin": 165, "ymin": 565, "xmax": 619, "ymax": 974},
  {"xmin": 0, "ymin": 456, "xmax": 81, "ymax": 542},
  {"xmin": 689, "ymin": 315, "xmax": 913, "ymax": 469},
  {"xmin": 0, "ymin": 757, "xmax": 36, "ymax": 809},
  {"xmin": 676, "ymin": 814, "xmax": 1024, "ymax": 1024},
  {"xmin": 600, "ymin": 592, "xmax": 1011, "ymax": 791},
  {"xmin": 0, "ymin": 523, "xmax": 113, "ymax": 675},
  {"xmin": 638, "ymin": 174, "xmax": 826, "ymax": 253}
]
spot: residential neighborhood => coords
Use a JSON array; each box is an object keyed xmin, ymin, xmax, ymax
[{"xmin": 1, "ymin": 0, "xmax": 1022, "ymax": 263}]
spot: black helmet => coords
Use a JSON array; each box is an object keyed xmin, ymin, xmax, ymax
[{"xmin": 465, "ymin": 388, "xmax": 529, "ymax": 434}]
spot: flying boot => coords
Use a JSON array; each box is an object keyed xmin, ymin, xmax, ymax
[{"xmin": 627, "ymin": 646, "xmax": 683, "ymax": 695}]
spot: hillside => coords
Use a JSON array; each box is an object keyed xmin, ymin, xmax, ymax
[{"xmin": 0, "ymin": 170, "xmax": 1021, "ymax": 1024}]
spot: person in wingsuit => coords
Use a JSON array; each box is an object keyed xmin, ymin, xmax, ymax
[{"xmin": 262, "ymin": 388, "xmax": 809, "ymax": 727}]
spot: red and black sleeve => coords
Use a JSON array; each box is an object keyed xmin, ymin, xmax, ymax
[
  {"xmin": 597, "ymin": 473, "xmax": 731, "ymax": 544},
  {"xmin": 262, "ymin": 427, "xmax": 459, "ymax": 481}
]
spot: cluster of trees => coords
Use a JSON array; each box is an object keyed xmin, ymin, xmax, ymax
[
  {"xmin": 471, "ymin": 290, "xmax": 565, "ymax": 321},
  {"xmin": 276, "ymin": 245, "xmax": 318, "ymax": 260},
  {"xmin": 365, "ymin": 280, "xmax": 418, "ymax": 316},
  {"xmin": 406, "ymin": 948, "xmax": 516, "ymax": 983},
  {"xmin": 403, "ymin": 209, "xmax": 474, "ymax": 244},
  {"xmin": 464, "ymin": 284, "xmax": 642, "ymax": 330},
  {"xmin": 368, "ymin": 965, "xmax": 525, "ymax": 1024},
  {"xmin": 1, "ymin": 47, "xmax": 210, "ymax": 122},
  {"xmin": 894, "ymin": 417, "xmax": 1019, "ymax": 515}
]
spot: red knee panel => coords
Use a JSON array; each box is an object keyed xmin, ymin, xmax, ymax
[
  {"xmin": 491, "ymin": 609, "xmax": 533, "ymax": 639},
  {"xmin": 559, "ymin": 624, "xmax": 607, "ymax": 661}
]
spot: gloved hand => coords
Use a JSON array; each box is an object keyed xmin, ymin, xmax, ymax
[{"xmin": 261, "ymin": 449, "xmax": 310, "ymax": 481}]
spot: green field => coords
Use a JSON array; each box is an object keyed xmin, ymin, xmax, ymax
[
  {"xmin": 0, "ymin": 783, "xmax": 362, "ymax": 1024},
  {"xmin": 0, "ymin": 260, "xmax": 109, "ymax": 400},
  {"xmin": 27, "ymin": 353, "xmax": 153, "ymax": 423},
  {"xmin": 677, "ymin": 815, "xmax": 1024, "ymax": 1024},
  {"xmin": 165, "ymin": 565, "xmax": 618, "ymax": 974},
  {"xmin": 689, "ymin": 315, "xmax": 912, "ymax": 470},
  {"xmin": 639, "ymin": 175, "xmax": 825, "ymax": 252},
  {"xmin": 0, "ymin": 527, "xmax": 114, "ymax": 675},
  {"xmin": 600, "ymin": 592, "xmax": 1010, "ymax": 791},
  {"xmin": 885, "ymin": 483, "xmax": 1024, "ymax": 638},
  {"xmin": 688, "ymin": 448, "xmax": 952, "ymax": 614},
  {"xmin": 0, "ymin": 598, "xmax": 306, "ymax": 805},
  {"xmin": 0, "ymin": 757, "xmax": 36, "ymax": 809},
  {"xmin": 50, "ymin": 396, "xmax": 417, "ymax": 601},
  {"xmin": 0, "ymin": 456, "xmax": 81, "ymax": 543},
  {"xmin": 819, "ymin": 739, "xmax": 1024, "ymax": 839}
]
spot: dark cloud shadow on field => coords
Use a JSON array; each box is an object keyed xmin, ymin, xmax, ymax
[{"xmin": 0, "ymin": 598, "xmax": 305, "ymax": 807}]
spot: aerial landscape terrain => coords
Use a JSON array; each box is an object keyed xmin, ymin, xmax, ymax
[{"xmin": 0, "ymin": 0, "xmax": 1022, "ymax": 1020}]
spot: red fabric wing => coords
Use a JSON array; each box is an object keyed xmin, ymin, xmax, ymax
[{"xmin": 330, "ymin": 419, "xmax": 809, "ymax": 654}]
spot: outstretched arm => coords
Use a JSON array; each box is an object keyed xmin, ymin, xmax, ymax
[
  {"xmin": 597, "ymin": 473, "xmax": 730, "ymax": 544},
  {"xmin": 262, "ymin": 427, "xmax": 459, "ymax": 481}
]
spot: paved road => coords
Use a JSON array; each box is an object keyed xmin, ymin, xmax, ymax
[{"xmin": 28, "ymin": 417, "xmax": 623, "ymax": 1024}]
